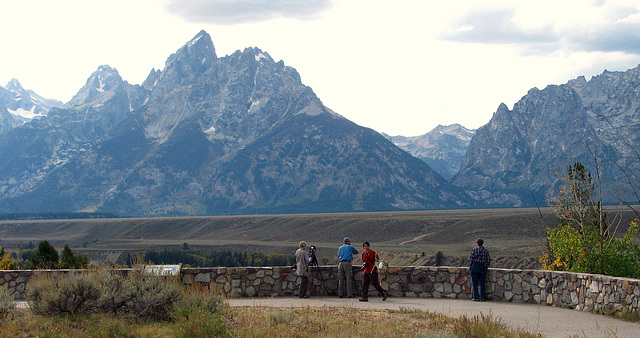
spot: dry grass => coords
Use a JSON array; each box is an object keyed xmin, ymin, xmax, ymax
[
  {"xmin": 0, "ymin": 304, "xmax": 541, "ymax": 337},
  {"xmin": 229, "ymin": 306, "xmax": 541, "ymax": 337}
]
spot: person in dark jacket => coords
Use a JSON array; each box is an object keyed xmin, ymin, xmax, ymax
[{"xmin": 469, "ymin": 238, "xmax": 491, "ymax": 301}]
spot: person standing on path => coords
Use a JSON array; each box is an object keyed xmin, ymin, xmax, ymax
[
  {"xmin": 469, "ymin": 238, "xmax": 491, "ymax": 301},
  {"xmin": 337, "ymin": 237, "xmax": 358, "ymax": 298},
  {"xmin": 359, "ymin": 241, "xmax": 388, "ymax": 302},
  {"xmin": 295, "ymin": 241, "xmax": 313, "ymax": 298}
]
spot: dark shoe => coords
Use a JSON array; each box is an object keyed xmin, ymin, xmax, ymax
[
  {"xmin": 359, "ymin": 298, "xmax": 368, "ymax": 302},
  {"xmin": 339, "ymin": 295, "xmax": 344, "ymax": 298},
  {"xmin": 348, "ymin": 296, "xmax": 355, "ymax": 298},
  {"xmin": 479, "ymin": 298, "xmax": 486, "ymax": 302},
  {"xmin": 300, "ymin": 295, "xmax": 309, "ymax": 299},
  {"xmin": 382, "ymin": 291, "xmax": 388, "ymax": 301}
]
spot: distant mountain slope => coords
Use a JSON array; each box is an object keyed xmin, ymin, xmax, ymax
[
  {"xmin": 0, "ymin": 31, "xmax": 469, "ymax": 216},
  {"xmin": 385, "ymin": 124, "xmax": 475, "ymax": 180},
  {"xmin": 0, "ymin": 79, "xmax": 62, "ymax": 133},
  {"xmin": 454, "ymin": 66, "xmax": 640, "ymax": 207}
]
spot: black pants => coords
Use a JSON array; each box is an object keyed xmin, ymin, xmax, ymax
[
  {"xmin": 362, "ymin": 271, "xmax": 385, "ymax": 299},
  {"xmin": 299, "ymin": 276, "xmax": 309, "ymax": 297}
]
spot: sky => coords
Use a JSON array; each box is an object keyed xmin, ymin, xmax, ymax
[{"xmin": 2, "ymin": 0, "xmax": 640, "ymax": 136}]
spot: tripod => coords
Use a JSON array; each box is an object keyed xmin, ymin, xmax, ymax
[{"xmin": 309, "ymin": 256, "xmax": 329, "ymax": 297}]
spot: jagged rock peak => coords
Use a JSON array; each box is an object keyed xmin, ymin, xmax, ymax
[
  {"xmin": 5, "ymin": 78, "xmax": 25, "ymax": 91},
  {"xmin": 242, "ymin": 47, "xmax": 274, "ymax": 63},
  {"xmin": 142, "ymin": 68, "xmax": 161, "ymax": 90},
  {"xmin": 65, "ymin": 65, "xmax": 124, "ymax": 108},
  {"xmin": 164, "ymin": 30, "xmax": 216, "ymax": 72},
  {"xmin": 185, "ymin": 30, "xmax": 215, "ymax": 58}
]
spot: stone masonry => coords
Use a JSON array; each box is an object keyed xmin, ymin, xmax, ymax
[{"xmin": 2, "ymin": 266, "xmax": 639, "ymax": 315}]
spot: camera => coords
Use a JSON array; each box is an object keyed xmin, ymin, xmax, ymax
[
  {"xmin": 360, "ymin": 262, "xmax": 368, "ymax": 271},
  {"xmin": 308, "ymin": 245, "xmax": 318, "ymax": 264}
]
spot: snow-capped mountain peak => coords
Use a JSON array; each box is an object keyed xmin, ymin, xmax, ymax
[{"xmin": 0, "ymin": 79, "xmax": 62, "ymax": 129}]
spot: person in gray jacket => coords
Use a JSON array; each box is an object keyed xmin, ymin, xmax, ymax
[{"xmin": 295, "ymin": 241, "xmax": 313, "ymax": 298}]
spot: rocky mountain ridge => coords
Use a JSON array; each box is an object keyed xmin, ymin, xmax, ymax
[
  {"xmin": 453, "ymin": 65, "xmax": 640, "ymax": 207},
  {"xmin": 0, "ymin": 79, "xmax": 62, "ymax": 133},
  {"xmin": 0, "ymin": 31, "xmax": 468, "ymax": 216},
  {"xmin": 385, "ymin": 124, "xmax": 475, "ymax": 180}
]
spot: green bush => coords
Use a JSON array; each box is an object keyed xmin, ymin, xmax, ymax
[{"xmin": 543, "ymin": 162, "xmax": 640, "ymax": 278}]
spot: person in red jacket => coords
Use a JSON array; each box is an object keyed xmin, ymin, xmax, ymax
[{"xmin": 359, "ymin": 241, "xmax": 388, "ymax": 302}]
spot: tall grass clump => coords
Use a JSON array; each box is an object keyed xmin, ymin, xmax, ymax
[
  {"xmin": 172, "ymin": 283, "xmax": 230, "ymax": 337},
  {"xmin": 0, "ymin": 285, "xmax": 15, "ymax": 320}
]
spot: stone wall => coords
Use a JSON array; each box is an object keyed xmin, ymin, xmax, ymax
[{"xmin": 2, "ymin": 266, "xmax": 639, "ymax": 314}]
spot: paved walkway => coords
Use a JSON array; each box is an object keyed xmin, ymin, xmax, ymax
[{"xmin": 228, "ymin": 296, "xmax": 640, "ymax": 337}]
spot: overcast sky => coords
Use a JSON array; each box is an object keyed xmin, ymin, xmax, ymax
[{"xmin": 2, "ymin": 0, "xmax": 640, "ymax": 136}]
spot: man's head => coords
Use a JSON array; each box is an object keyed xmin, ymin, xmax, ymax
[
  {"xmin": 343, "ymin": 237, "xmax": 350, "ymax": 244},
  {"xmin": 476, "ymin": 238, "xmax": 484, "ymax": 246},
  {"xmin": 299, "ymin": 241, "xmax": 307, "ymax": 249}
]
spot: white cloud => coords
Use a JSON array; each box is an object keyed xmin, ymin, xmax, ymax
[
  {"xmin": 442, "ymin": 1, "xmax": 640, "ymax": 55},
  {"xmin": 165, "ymin": 0, "xmax": 332, "ymax": 25}
]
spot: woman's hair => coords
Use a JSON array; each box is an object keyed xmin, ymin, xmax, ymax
[
  {"xmin": 363, "ymin": 241, "xmax": 370, "ymax": 247},
  {"xmin": 299, "ymin": 241, "xmax": 307, "ymax": 248}
]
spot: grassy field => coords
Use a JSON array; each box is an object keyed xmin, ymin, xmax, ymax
[
  {"xmin": 1, "ymin": 207, "xmax": 637, "ymax": 268},
  {"xmin": 0, "ymin": 305, "xmax": 542, "ymax": 337}
]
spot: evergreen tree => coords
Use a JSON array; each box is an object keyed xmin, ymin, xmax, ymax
[{"xmin": 30, "ymin": 240, "xmax": 59, "ymax": 269}]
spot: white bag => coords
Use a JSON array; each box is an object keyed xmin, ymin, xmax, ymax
[{"xmin": 377, "ymin": 258, "xmax": 389, "ymax": 277}]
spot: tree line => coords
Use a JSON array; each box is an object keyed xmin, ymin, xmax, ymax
[
  {"xmin": 1, "ymin": 240, "xmax": 89, "ymax": 269},
  {"xmin": 133, "ymin": 248, "xmax": 295, "ymax": 268}
]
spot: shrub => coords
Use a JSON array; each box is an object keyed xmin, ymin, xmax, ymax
[
  {"xmin": 28, "ymin": 271, "xmax": 101, "ymax": 316},
  {"xmin": 543, "ymin": 162, "xmax": 640, "ymax": 278},
  {"xmin": 117, "ymin": 268, "xmax": 183, "ymax": 321},
  {"xmin": 97, "ymin": 269, "xmax": 129, "ymax": 315}
]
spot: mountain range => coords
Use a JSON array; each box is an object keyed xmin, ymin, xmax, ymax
[
  {"xmin": 0, "ymin": 31, "xmax": 467, "ymax": 216},
  {"xmin": 2, "ymin": 30, "xmax": 640, "ymax": 216},
  {"xmin": 454, "ymin": 68, "xmax": 640, "ymax": 207}
]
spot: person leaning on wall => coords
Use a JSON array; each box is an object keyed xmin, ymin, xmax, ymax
[{"xmin": 469, "ymin": 238, "xmax": 491, "ymax": 301}]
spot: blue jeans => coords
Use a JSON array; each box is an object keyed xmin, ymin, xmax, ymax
[{"xmin": 471, "ymin": 264, "xmax": 487, "ymax": 300}]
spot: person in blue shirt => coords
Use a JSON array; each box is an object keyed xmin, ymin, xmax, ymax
[{"xmin": 337, "ymin": 237, "xmax": 359, "ymax": 298}]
